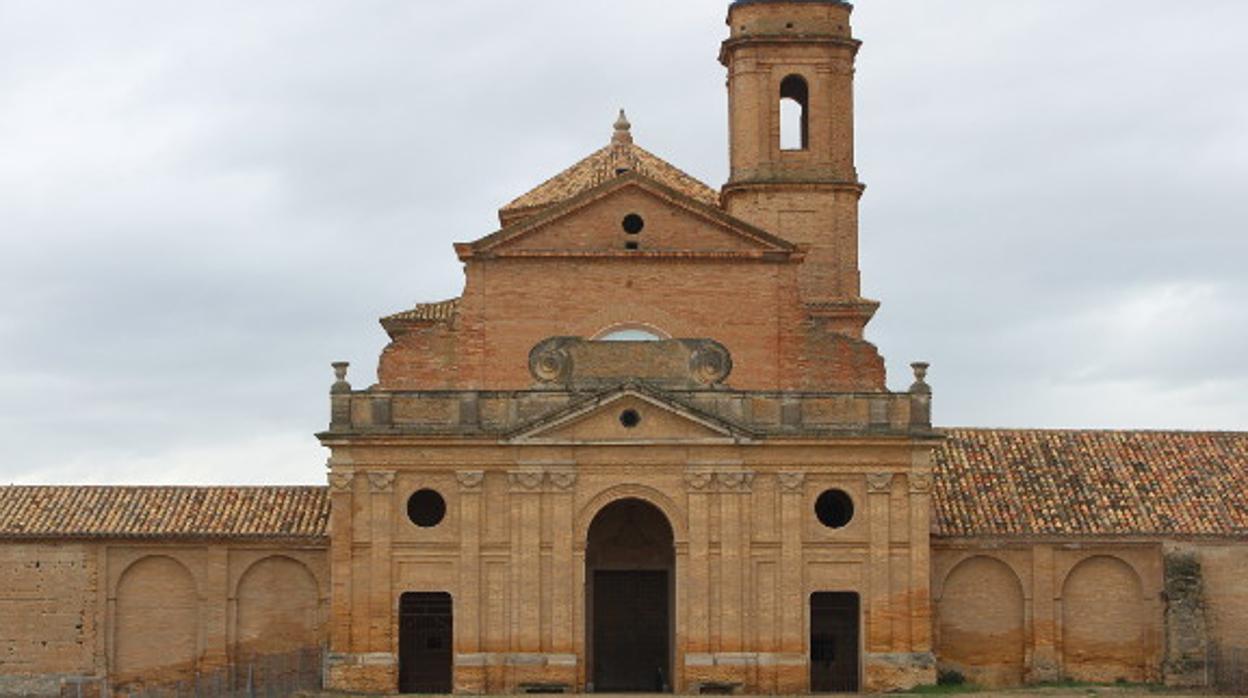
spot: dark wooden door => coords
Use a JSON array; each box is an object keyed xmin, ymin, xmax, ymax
[
  {"xmin": 811, "ymin": 592, "xmax": 860, "ymax": 693},
  {"xmin": 399, "ymin": 592, "xmax": 453, "ymax": 694},
  {"xmin": 593, "ymin": 570, "xmax": 669, "ymax": 692}
]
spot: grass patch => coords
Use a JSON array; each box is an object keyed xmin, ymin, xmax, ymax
[
  {"xmin": 1020, "ymin": 680, "xmax": 1174, "ymax": 695},
  {"xmin": 904, "ymin": 683, "xmax": 983, "ymax": 695}
]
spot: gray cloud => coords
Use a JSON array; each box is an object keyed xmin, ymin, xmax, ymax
[{"xmin": 1, "ymin": 0, "xmax": 1244, "ymax": 485}]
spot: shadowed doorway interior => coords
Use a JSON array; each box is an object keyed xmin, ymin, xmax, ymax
[
  {"xmin": 586, "ymin": 498, "xmax": 675, "ymax": 693},
  {"xmin": 399, "ymin": 592, "xmax": 453, "ymax": 694},
  {"xmin": 810, "ymin": 592, "xmax": 860, "ymax": 692}
]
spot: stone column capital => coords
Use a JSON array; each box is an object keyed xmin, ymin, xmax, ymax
[
  {"xmin": 684, "ymin": 470, "xmax": 714, "ymax": 492},
  {"xmin": 456, "ymin": 470, "xmax": 485, "ymax": 491},
  {"xmin": 908, "ymin": 473, "xmax": 932, "ymax": 493},
  {"xmin": 328, "ymin": 469, "xmax": 356, "ymax": 492},
  {"xmin": 547, "ymin": 471, "xmax": 578, "ymax": 492},
  {"xmin": 866, "ymin": 472, "xmax": 894, "ymax": 493},
  {"xmin": 507, "ymin": 470, "xmax": 544, "ymax": 492},
  {"xmin": 778, "ymin": 472, "xmax": 807, "ymax": 493},
  {"xmin": 717, "ymin": 471, "xmax": 756, "ymax": 493},
  {"xmin": 367, "ymin": 470, "xmax": 396, "ymax": 493}
]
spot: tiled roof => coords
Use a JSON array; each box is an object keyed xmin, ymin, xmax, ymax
[
  {"xmin": 934, "ymin": 428, "xmax": 1248, "ymax": 538},
  {"xmin": 380, "ymin": 298, "xmax": 460, "ymax": 339},
  {"xmin": 382, "ymin": 298, "xmax": 460, "ymax": 324},
  {"xmin": 500, "ymin": 141, "xmax": 719, "ymax": 216},
  {"xmin": 0, "ymin": 486, "xmax": 329, "ymax": 540},
  {"xmin": 4, "ymin": 430, "xmax": 1245, "ymax": 542}
]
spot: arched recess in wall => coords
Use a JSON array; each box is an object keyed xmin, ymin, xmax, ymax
[
  {"xmin": 936, "ymin": 556, "xmax": 1026, "ymax": 687},
  {"xmin": 1061, "ymin": 555, "xmax": 1149, "ymax": 682},
  {"xmin": 234, "ymin": 556, "xmax": 322, "ymax": 661},
  {"xmin": 115, "ymin": 555, "xmax": 199, "ymax": 686}
]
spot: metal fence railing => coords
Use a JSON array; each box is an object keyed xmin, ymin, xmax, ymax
[
  {"xmin": 1214, "ymin": 646, "xmax": 1248, "ymax": 694},
  {"xmin": 83, "ymin": 648, "xmax": 323, "ymax": 698}
]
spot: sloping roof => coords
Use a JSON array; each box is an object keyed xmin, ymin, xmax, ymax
[
  {"xmin": 380, "ymin": 298, "xmax": 460, "ymax": 339},
  {"xmin": 934, "ymin": 428, "xmax": 1248, "ymax": 538},
  {"xmin": 4, "ymin": 430, "xmax": 1246, "ymax": 542},
  {"xmin": 0, "ymin": 486, "xmax": 329, "ymax": 540},
  {"xmin": 501, "ymin": 141, "xmax": 719, "ymax": 217},
  {"xmin": 466, "ymin": 171, "xmax": 799, "ymax": 260}
]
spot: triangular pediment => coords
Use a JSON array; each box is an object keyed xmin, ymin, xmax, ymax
[
  {"xmin": 459, "ymin": 172, "xmax": 799, "ymax": 261},
  {"xmin": 509, "ymin": 386, "xmax": 753, "ymax": 445}
]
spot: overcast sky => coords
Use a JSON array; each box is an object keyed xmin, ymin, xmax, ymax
[{"xmin": 2, "ymin": 1, "xmax": 1245, "ymax": 485}]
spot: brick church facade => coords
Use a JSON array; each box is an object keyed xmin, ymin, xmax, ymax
[{"xmin": 3, "ymin": 1, "xmax": 1247, "ymax": 695}]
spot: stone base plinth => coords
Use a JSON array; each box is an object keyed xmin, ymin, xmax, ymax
[
  {"xmin": 325, "ymin": 652, "xmax": 397, "ymax": 694},
  {"xmin": 864, "ymin": 651, "xmax": 937, "ymax": 692}
]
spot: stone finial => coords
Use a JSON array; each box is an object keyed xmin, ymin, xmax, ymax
[
  {"xmin": 331, "ymin": 361, "xmax": 352, "ymax": 394},
  {"xmin": 909, "ymin": 361, "xmax": 931, "ymax": 395},
  {"xmin": 612, "ymin": 109, "xmax": 633, "ymax": 145}
]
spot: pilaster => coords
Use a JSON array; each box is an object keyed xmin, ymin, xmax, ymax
[
  {"xmin": 907, "ymin": 472, "xmax": 933, "ymax": 654},
  {"xmin": 777, "ymin": 472, "xmax": 807, "ymax": 694},
  {"xmin": 456, "ymin": 470, "xmax": 485, "ymax": 694},
  {"xmin": 684, "ymin": 470, "xmax": 713, "ymax": 655},
  {"xmin": 866, "ymin": 472, "xmax": 893, "ymax": 655},
  {"xmin": 718, "ymin": 471, "xmax": 753, "ymax": 653},
  {"xmin": 367, "ymin": 470, "xmax": 396, "ymax": 656},
  {"xmin": 1030, "ymin": 544, "xmax": 1060, "ymax": 681},
  {"xmin": 548, "ymin": 470, "xmax": 577, "ymax": 655},
  {"xmin": 328, "ymin": 468, "xmax": 355, "ymax": 653},
  {"xmin": 508, "ymin": 471, "xmax": 544, "ymax": 662}
]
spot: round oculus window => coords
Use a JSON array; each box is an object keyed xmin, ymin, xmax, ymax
[
  {"xmin": 619, "ymin": 409, "xmax": 642, "ymax": 428},
  {"xmin": 814, "ymin": 489, "xmax": 854, "ymax": 529},
  {"xmin": 622, "ymin": 213, "xmax": 645, "ymax": 235},
  {"xmin": 407, "ymin": 489, "xmax": 447, "ymax": 528}
]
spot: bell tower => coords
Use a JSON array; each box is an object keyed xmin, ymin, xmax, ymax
[{"xmin": 720, "ymin": 0, "xmax": 876, "ymax": 334}]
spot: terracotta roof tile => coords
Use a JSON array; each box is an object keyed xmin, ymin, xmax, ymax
[
  {"xmin": 382, "ymin": 298, "xmax": 460, "ymax": 324},
  {"xmin": 500, "ymin": 141, "xmax": 719, "ymax": 216},
  {"xmin": 5, "ymin": 430, "xmax": 1244, "ymax": 542},
  {"xmin": 380, "ymin": 298, "xmax": 460, "ymax": 339},
  {"xmin": 934, "ymin": 428, "xmax": 1248, "ymax": 538},
  {"xmin": 0, "ymin": 486, "xmax": 328, "ymax": 540}
]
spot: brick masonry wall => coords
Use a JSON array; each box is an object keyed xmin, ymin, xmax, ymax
[
  {"xmin": 324, "ymin": 439, "xmax": 937, "ymax": 694},
  {"xmin": 0, "ymin": 544, "xmax": 98, "ymax": 695},
  {"xmin": 1187, "ymin": 542, "xmax": 1248, "ymax": 689},
  {"xmin": 932, "ymin": 542, "xmax": 1164, "ymax": 687},
  {"xmin": 0, "ymin": 541, "xmax": 328, "ymax": 695}
]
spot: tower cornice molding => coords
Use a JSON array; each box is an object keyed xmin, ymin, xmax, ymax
[
  {"xmin": 720, "ymin": 35, "xmax": 861, "ymax": 66},
  {"xmin": 721, "ymin": 179, "xmax": 865, "ymax": 196}
]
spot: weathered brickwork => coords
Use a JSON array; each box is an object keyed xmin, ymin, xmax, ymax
[
  {"xmin": 933, "ymin": 543, "xmax": 1164, "ymax": 686},
  {"xmin": 3, "ymin": 1, "xmax": 1247, "ymax": 695},
  {"xmin": 0, "ymin": 534, "xmax": 328, "ymax": 696},
  {"xmin": 0, "ymin": 545, "xmax": 98, "ymax": 694}
]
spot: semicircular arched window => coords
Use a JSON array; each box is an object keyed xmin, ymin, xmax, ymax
[{"xmin": 594, "ymin": 326, "xmax": 666, "ymax": 341}]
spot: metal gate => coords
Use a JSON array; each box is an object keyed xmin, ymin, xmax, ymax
[
  {"xmin": 810, "ymin": 592, "xmax": 860, "ymax": 693},
  {"xmin": 399, "ymin": 592, "xmax": 453, "ymax": 694}
]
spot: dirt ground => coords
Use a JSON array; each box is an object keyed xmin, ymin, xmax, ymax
[{"xmin": 300, "ymin": 689, "xmax": 1242, "ymax": 698}]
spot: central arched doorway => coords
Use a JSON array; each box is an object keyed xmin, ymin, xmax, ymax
[{"xmin": 586, "ymin": 498, "xmax": 674, "ymax": 693}]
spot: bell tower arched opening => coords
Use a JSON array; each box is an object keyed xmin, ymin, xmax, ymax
[
  {"xmin": 780, "ymin": 74, "xmax": 809, "ymax": 151},
  {"xmin": 585, "ymin": 498, "xmax": 675, "ymax": 693}
]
